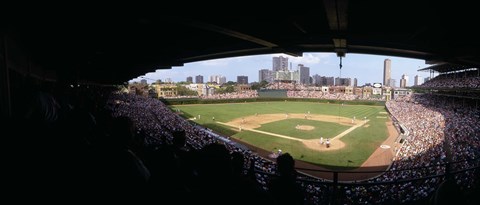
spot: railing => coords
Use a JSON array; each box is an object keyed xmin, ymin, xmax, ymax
[{"xmin": 253, "ymin": 157, "xmax": 479, "ymax": 205}]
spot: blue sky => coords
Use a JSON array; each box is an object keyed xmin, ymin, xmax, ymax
[{"xmin": 130, "ymin": 53, "xmax": 432, "ymax": 86}]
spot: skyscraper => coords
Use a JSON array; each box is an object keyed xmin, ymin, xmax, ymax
[
  {"xmin": 314, "ymin": 76, "xmax": 335, "ymax": 86},
  {"xmin": 298, "ymin": 64, "xmax": 310, "ymax": 85},
  {"xmin": 218, "ymin": 76, "xmax": 226, "ymax": 84},
  {"xmin": 209, "ymin": 75, "xmax": 218, "ymax": 83},
  {"xmin": 237, "ymin": 76, "xmax": 248, "ymax": 84},
  {"xmin": 402, "ymin": 74, "xmax": 409, "ymax": 86},
  {"xmin": 335, "ymin": 77, "xmax": 352, "ymax": 86},
  {"xmin": 195, "ymin": 75, "xmax": 204, "ymax": 84},
  {"xmin": 312, "ymin": 74, "xmax": 322, "ymax": 85},
  {"xmin": 209, "ymin": 75, "xmax": 226, "ymax": 84},
  {"xmin": 389, "ymin": 79, "xmax": 396, "ymax": 88},
  {"xmin": 400, "ymin": 79, "xmax": 406, "ymax": 88},
  {"xmin": 272, "ymin": 56, "xmax": 289, "ymax": 71},
  {"xmin": 400, "ymin": 74, "xmax": 408, "ymax": 88},
  {"xmin": 259, "ymin": 69, "xmax": 274, "ymax": 82},
  {"xmin": 414, "ymin": 75, "xmax": 423, "ymax": 86},
  {"xmin": 186, "ymin": 76, "xmax": 193, "ymax": 83},
  {"xmin": 383, "ymin": 59, "xmax": 391, "ymax": 86}
]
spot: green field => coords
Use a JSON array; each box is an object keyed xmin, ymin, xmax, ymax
[{"xmin": 173, "ymin": 101, "xmax": 389, "ymax": 168}]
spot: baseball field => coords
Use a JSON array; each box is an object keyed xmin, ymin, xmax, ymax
[{"xmin": 172, "ymin": 101, "xmax": 396, "ymax": 170}]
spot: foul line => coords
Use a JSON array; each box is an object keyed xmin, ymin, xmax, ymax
[
  {"xmin": 216, "ymin": 119, "xmax": 369, "ymax": 142},
  {"xmin": 216, "ymin": 121, "xmax": 303, "ymax": 141},
  {"xmin": 331, "ymin": 120, "xmax": 369, "ymax": 140}
]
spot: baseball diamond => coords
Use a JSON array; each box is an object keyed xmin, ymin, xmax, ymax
[{"xmin": 174, "ymin": 101, "xmax": 397, "ymax": 178}]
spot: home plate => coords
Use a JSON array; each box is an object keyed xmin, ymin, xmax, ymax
[{"xmin": 380, "ymin": 145, "xmax": 391, "ymax": 149}]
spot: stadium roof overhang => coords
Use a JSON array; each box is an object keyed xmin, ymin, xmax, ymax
[
  {"xmin": 3, "ymin": 1, "xmax": 480, "ymax": 84},
  {"xmin": 418, "ymin": 63, "xmax": 478, "ymax": 73}
]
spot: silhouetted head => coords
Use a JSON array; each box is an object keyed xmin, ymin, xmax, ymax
[
  {"xmin": 231, "ymin": 152, "xmax": 245, "ymax": 175},
  {"xmin": 430, "ymin": 179, "xmax": 465, "ymax": 205},
  {"xmin": 109, "ymin": 116, "xmax": 135, "ymax": 147},
  {"xmin": 172, "ymin": 130, "xmax": 186, "ymax": 148},
  {"xmin": 198, "ymin": 143, "xmax": 232, "ymax": 177},
  {"xmin": 276, "ymin": 153, "xmax": 295, "ymax": 176}
]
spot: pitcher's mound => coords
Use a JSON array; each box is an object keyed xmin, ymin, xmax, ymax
[{"xmin": 296, "ymin": 125, "xmax": 314, "ymax": 130}]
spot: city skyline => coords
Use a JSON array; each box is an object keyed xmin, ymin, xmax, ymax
[{"xmin": 130, "ymin": 53, "xmax": 431, "ymax": 86}]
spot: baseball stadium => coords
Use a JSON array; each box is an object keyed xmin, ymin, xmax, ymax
[{"xmin": 3, "ymin": 5, "xmax": 480, "ymax": 205}]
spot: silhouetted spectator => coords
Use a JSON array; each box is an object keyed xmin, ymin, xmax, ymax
[
  {"xmin": 430, "ymin": 179, "xmax": 466, "ymax": 205},
  {"xmin": 268, "ymin": 153, "xmax": 304, "ymax": 205},
  {"xmin": 90, "ymin": 117, "xmax": 150, "ymax": 197},
  {"xmin": 230, "ymin": 152, "xmax": 273, "ymax": 204}
]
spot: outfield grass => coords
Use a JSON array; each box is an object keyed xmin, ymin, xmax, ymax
[
  {"xmin": 256, "ymin": 119, "xmax": 350, "ymax": 140},
  {"xmin": 173, "ymin": 101, "xmax": 389, "ymax": 168},
  {"xmin": 175, "ymin": 101, "xmax": 381, "ymax": 123}
]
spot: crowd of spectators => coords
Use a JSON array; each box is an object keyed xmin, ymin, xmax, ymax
[
  {"xmin": 330, "ymin": 93, "xmax": 479, "ymax": 204},
  {"xmin": 418, "ymin": 70, "xmax": 480, "ymax": 89},
  {"xmin": 106, "ymin": 93, "xmax": 334, "ymax": 204},
  {"xmin": 287, "ymin": 90, "xmax": 358, "ymax": 100},
  {"xmin": 201, "ymin": 90, "xmax": 258, "ymax": 99},
  {"xmin": 14, "ymin": 83, "xmax": 478, "ymax": 204},
  {"xmin": 105, "ymin": 91, "xmax": 479, "ymax": 204}
]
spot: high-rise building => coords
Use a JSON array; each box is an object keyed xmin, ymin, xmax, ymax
[
  {"xmin": 353, "ymin": 78, "xmax": 358, "ymax": 87},
  {"xmin": 298, "ymin": 64, "xmax": 310, "ymax": 84},
  {"xmin": 401, "ymin": 74, "xmax": 409, "ymax": 87},
  {"xmin": 335, "ymin": 77, "xmax": 352, "ymax": 86},
  {"xmin": 186, "ymin": 76, "xmax": 193, "ymax": 83},
  {"xmin": 312, "ymin": 74, "xmax": 322, "ymax": 85},
  {"xmin": 272, "ymin": 56, "xmax": 289, "ymax": 71},
  {"xmin": 237, "ymin": 75, "xmax": 248, "ymax": 84},
  {"xmin": 414, "ymin": 75, "xmax": 423, "ymax": 86},
  {"xmin": 315, "ymin": 76, "xmax": 336, "ymax": 86},
  {"xmin": 218, "ymin": 76, "xmax": 226, "ymax": 84},
  {"xmin": 140, "ymin": 79, "xmax": 148, "ymax": 84},
  {"xmin": 259, "ymin": 69, "xmax": 274, "ymax": 82},
  {"xmin": 209, "ymin": 75, "xmax": 226, "ymax": 84},
  {"xmin": 384, "ymin": 59, "xmax": 391, "ymax": 86},
  {"xmin": 325, "ymin": 77, "xmax": 335, "ymax": 86},
  {"xmin": 209, "ymin": 75, "xmax": 217, "ymax": 83},
  {"xmin": 195, "ymin": 75, "xmax": 204, "ymax": 84},
  {"xmin": 399, "ymin": 74, "xmax": 409, "ymax": 88},
  {"xmin": 400, "ymin": 79, "xmax": 407, "ymax": 88},
  {"xmin": 389, "ymin": 79, "xmax": 396, "ymax": 88}
]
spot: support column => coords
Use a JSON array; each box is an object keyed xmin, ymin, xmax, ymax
[
  {"xmin": 331, "ymin": 172, "xmax": 338, "ymax": 205},
  {"xmin": 0, "ymin": 34, "xmax": 11, "ymax": 118}
]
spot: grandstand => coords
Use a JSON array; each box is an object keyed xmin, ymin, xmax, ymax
[
  {"xmin": 102, "ymin": 86, "xmax": 479, "ymax": 204},
  {"xmin": 4, "ymin": 71, "xmax": 479, "ymax": 204},
  {"xmin": 416, "ymin": 63, "xmax": 480, "ymax": 100},
  {"xmin": 6, "ymin": 76, "xmax": 478, "ymax": 204}
]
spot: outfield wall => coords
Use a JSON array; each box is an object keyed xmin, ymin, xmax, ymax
[
  {"xmin": 160, "ymin": 97, "xmax": 386, "ymax": 106},
  {"xmin": 257, "ymin": 89, "xmax": 288, "ymax": 98}
]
